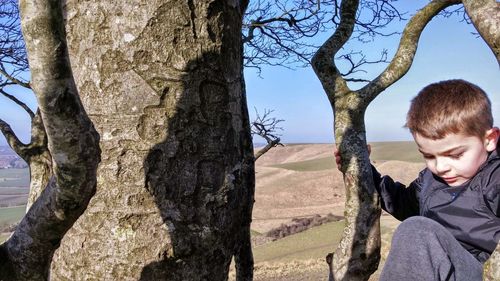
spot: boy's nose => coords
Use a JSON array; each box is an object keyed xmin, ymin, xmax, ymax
[{"xmin": 435, "ymin": 158, "xmax": 450, "ymax": 174}]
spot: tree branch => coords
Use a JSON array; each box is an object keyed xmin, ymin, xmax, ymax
[
  {"xmin": 1, "ymin": 0, "xmax": 101, "ymax": 279},
  {"xmin": 462, "ymin": 0, "xmax": 500, "ymax": 64},
  {"xmin": 312, "ymin": 0, "xmax": 359, "ymax": 103},
  {"xmin": 0, "ymin": 66, "xmax": 30, "ymax": 89},
  {"xmin": 254, "ymin": 138, "xmax": 282, "ymax": 160},
  {"xmin": 360, "ymin": 0, "xmax": 461, "ymax": 102},
  {"xmin": 0, "ymin": 118, "xmax": 28, "ymax": 159},
  {"xmin": 0, "ymin": 88, "xmax": 35, "ymax": 118},
  {"xmin": 251, "ymin": 108, "xmax": 284, "ymax": 160}
]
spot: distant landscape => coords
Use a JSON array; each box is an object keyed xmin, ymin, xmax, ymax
[
  {"xmin": 0, "ymin": 146, "xmax": 28, "ymax": 169},
  {"xmin": 0, "ymin": 142, "xmax": 425, "ymax": 280}
]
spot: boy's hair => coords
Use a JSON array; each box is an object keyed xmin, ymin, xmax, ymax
[{"xmin": 406, "ymin": 79, "xmax": 493, "ymax": 139}]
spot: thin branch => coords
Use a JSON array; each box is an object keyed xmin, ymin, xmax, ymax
[
  {"xmin": 312, "ymin": 0, "xmax": 359, "ymax": 100},
  {"xmin": 0, "ymin": 88, "xmax": 34, "ymax": 118},
  {"xmin": 251, "ymin": 108, "xmax": 284, "ymax": 160},
  {"xmin": 0, "ymin": 65, "xmax": 30, "ymax": 89},
  {"xmin": 462, "ymin": 0, "xmax": 500, "ymax": 64},
  {"xmin": 360, "ymin": 0, "xmax": 461, "ymax": 102},
  {"xmin": 0, "ymin": 118, "xmax": 28, "ymax": 159}
]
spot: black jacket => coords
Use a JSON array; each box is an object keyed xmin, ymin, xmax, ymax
[{"xmin": 373, "ymin": 145, "xmax": 500, "ymax": 263}]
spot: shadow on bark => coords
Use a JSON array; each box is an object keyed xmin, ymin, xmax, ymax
[{"xmin": 139, "ymin": 52, "xmax": 255, "ymax": 280}]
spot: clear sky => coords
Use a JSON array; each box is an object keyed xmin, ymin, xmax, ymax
[
  {"xmin": 246, "ymin": 3, "xmax": 500, "ymax": 144},
  {"xmin": 1, "ymin": 2, "xmax": 499, "ymax": 146}
]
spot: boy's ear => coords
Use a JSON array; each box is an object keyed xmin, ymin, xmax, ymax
[{"xmin": 485, "ymin": 127, "xmax": 499, "ymax": 152}]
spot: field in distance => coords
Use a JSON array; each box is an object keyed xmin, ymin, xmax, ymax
[
  {"xmin": 1, "ymin": 142, "xmax": 424, "ymax": 280},
  {"xmin": 243, "ymin": 142, "xmax": 424, "ymax": 280}
]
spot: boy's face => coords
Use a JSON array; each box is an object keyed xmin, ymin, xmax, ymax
[{"xmin": 413, "ymin": 129, "xmax": 498, "ymax": 186}]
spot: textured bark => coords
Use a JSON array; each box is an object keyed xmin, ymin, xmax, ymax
[
  {"xmin": 462, "ymin": 0, "xmax": 500, "ymax": 64},
  {"xmin": 254, "ymin": 138, "xmax": 280, "ymax": 161},
  {"xmin": 50, "ymin": 1, "xmax": 254, "ymax": 280},
  {"xmin": 312, "ymin": 1, "xmax": 459, "ymax": 280},
  {"xmin": 0, "ymin": 110, "xmax": 52, "ymax": 211},
  {"xmin": 0, "ymin": 0, "xmax": 101, "ymax": 280},
  {"xmin": 26, "ymin": 111, "xmax": 52, "ymax": 211},
  {"xmin": 484, "ymin": 242, "xmax": 500, "ymax": 280}
]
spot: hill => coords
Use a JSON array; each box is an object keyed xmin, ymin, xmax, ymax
[
  {"xmin": 252, "ymin": 142, "xmax": 424, "ymax": 233},
  {"xmin": 245, "ymin": 142, "xmax": 424, "ymax": 280},
  {"xmin": 1, "ymin": 142, "xmax": 425, "ymax": 280}
]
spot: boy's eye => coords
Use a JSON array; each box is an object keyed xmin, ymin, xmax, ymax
[
  {"xmin": 448, "ymin": 153, "xmax": 463, "ymax": 159},
  {"xmin": 422, "ymin": 154, "xmax": 434, "ymax": 160}
]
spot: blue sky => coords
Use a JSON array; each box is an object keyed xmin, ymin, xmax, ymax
[
  {"xmin": 1, "ymin": 2, "xmax": 499, "ymax": 146},
  {"xmin": 246, "ymin": 9, "xmax": 500, "ymax": 144}
]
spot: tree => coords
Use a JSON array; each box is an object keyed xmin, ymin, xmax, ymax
[
  {"xmin": 462, "ymin": 0, "xmax": 500, "ymax": 65},
  {"xmin": 2, "ymin": 0, "xmax": 255, "ymax": 280},
  {"xmin": 462, "ymin": 3, "xmax": 500, "ymax": 279},
  {"xmin": 251, "ymin": 108, "xmax": 284, "ymax": 160},
  {"xmin": 48, "ymin": 1, "xmax": 254, "ymax": 280},
  {"xmin": 0, "ymin": 0, "xmax": 52, "ymax": 212},
  {"xmin": 0, "ymin": 0, "xmax": 100, "ymax": 279},
  {"xmin": 312, "ymin": 0, "xmax": 499, "ymax": 280}
]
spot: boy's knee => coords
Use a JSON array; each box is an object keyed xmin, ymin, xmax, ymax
[{"xmin": 393, "ymin": 216, "xmax": 441, "ymax": 239}]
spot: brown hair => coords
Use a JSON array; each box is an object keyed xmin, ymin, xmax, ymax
[{"xmin": 406, "ymin": 79, "xmax": 493, "ymax": 139}]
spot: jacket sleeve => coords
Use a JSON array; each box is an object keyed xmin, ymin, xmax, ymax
[
  {"xmin": 483, "ymin": 166, "xmax": 500, "ymax": 217},
  {"xmin": 372, "ymin": 165, "xmax": 422, "ymax": 221}
]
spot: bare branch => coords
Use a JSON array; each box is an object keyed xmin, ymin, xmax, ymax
[
  {"xmin": 0, "ymin": 65, "xmax": 30, "ymax": 89},
  {"xmin": 0, "ymin": 88, "xmax": 34, "ymax": 118},
  {"xmin": 244, "ymin": 0, "xmax": 336, "ymax": 68},
  {"xmin": 0, "ymin": 0, "xmax": 29, "ymax": 82},
  {"xmin": 462, "ymin": 0, "xmax": 500, "ymax": 64},
  {"xmin": 0, "ymin": 118, "xmax": 28, "ymax": 158},
  {"xmin": 251, "ymin": 108, "xmax": 284, "ymax": 160},
  {"xmin": 1, "ymin": 0, "xmax": 100, "ymax": 279},
  {"xmin": 312, "ymin": 0, "xmax": 359, "ymax": 101},
  {"xmin": 244, "ymin": 0, "xmax": 405, "ymax": 72},
  {"xmin": 360, "ymin": 0, "xmax": 461, "ymax": 102},
  {"xmin": 337, "ymin": 49, "xmax": 388, "ymax": 78}
]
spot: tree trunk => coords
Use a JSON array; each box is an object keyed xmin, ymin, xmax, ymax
[
  {"xmin": 51, "ymin": 1, "xmax": 254, "ymax": 280},
  {"xmin": 0, "ymin": 0, "xmax": 101, "ymax": 279},
  {"xmin": 312, "ymin": 1, "xmax": 460, "ymax": 280},
  {"xmin": 461, "ymin": 1, "xmax": 500, "ymax": 278},
  {"xmin": 462, "ymin": 0, "xmax": 500, "ymax": 64},
  {"xmin": 484, "ymin": 242, "xmax": 500, "ymax": 280},
  {"xmin": 26, "ymin": 111, "xmax": 51, "ymax": 211},
  {"xmin": 332, "ymin": 92, "xmax": 381, "ymax": 281}
]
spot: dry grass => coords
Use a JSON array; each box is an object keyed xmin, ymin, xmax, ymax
[{"xmin": 249, "ymin": 142, "xmax": 422, "ymax": 280}]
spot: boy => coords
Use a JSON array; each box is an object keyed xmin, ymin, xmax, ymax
[{"xmin": 335, "ymin": 79, "xmax": 499, "ymax": 280}]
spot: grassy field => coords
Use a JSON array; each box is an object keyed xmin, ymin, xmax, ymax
[
  {"xmin": 253, "ymin": 220, "xmax": 394, "ymax": 263},
  {"xmin": 0, "ymin": 205, "xmax": 26, "ymax": 226},
  {"xmin": 369, "ymin": 141, "xmax": 421, "ymax": 163},
  {"xmin": 269, "ymin": 142, "xmax": 421, "ymax": 172},
  {"xmin": 253, "ymin": 220, "xmax": 344, "ymax": 263},
  {"xmin": 0, "ymin": 206, "xmax": 25, "ymax": 243},
  {"xmin": 0, "ymin": 233, "xmax": 10, "ymax": 242},
  {"xmin": 270, "ymin": 157, "xmax": 335, "ymax": 171},
  {"xmin": 0, "ymin": 168, "xmax": 30, "ymax": 187}
]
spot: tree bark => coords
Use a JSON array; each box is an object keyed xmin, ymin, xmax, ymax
[
  {"xmin": 463, "ymin": 2, "xmax": 500, "ymax": 274},
  {"xmin": 312, "ymin": 1, "xmax": 459, "ymax": 280},
  {"xmin": 25, "ymin": 110, "xmax": 52, "ymax": 211},
  {"xmin": 462, "ymin": 0, "xmax": 500, "ymax": 65},
  {"xmin": 50, "ymin": 1, "xmax": 254, "ymax": 280},
  {"xmin": 484, "ymin": 242, "xmax": 500, "ymax": 281},
  {"xmin": 0, "ymin": 0, "xmax": 101, "ymax": 279}
]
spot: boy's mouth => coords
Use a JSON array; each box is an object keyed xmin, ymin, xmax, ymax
[{"xmin": 442, "ymin": 176, "xmax": 458, "ymax": 184}]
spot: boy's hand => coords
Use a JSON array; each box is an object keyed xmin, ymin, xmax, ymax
[{"xmin": 334, "ymin": 144, "xmax": 371, "ymax": 171}]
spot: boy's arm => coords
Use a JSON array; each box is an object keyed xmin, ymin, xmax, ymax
[
  {"xmin": 372, "ymin": 166, "xmax": 421, "ymax": 221},
  {"xmin": 483, "ymin": 168, "xmax": 500, "ymax": 217},
  {"xmin": 334, "ymin": 146, "xmax": 421, "ymax": 221}
]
